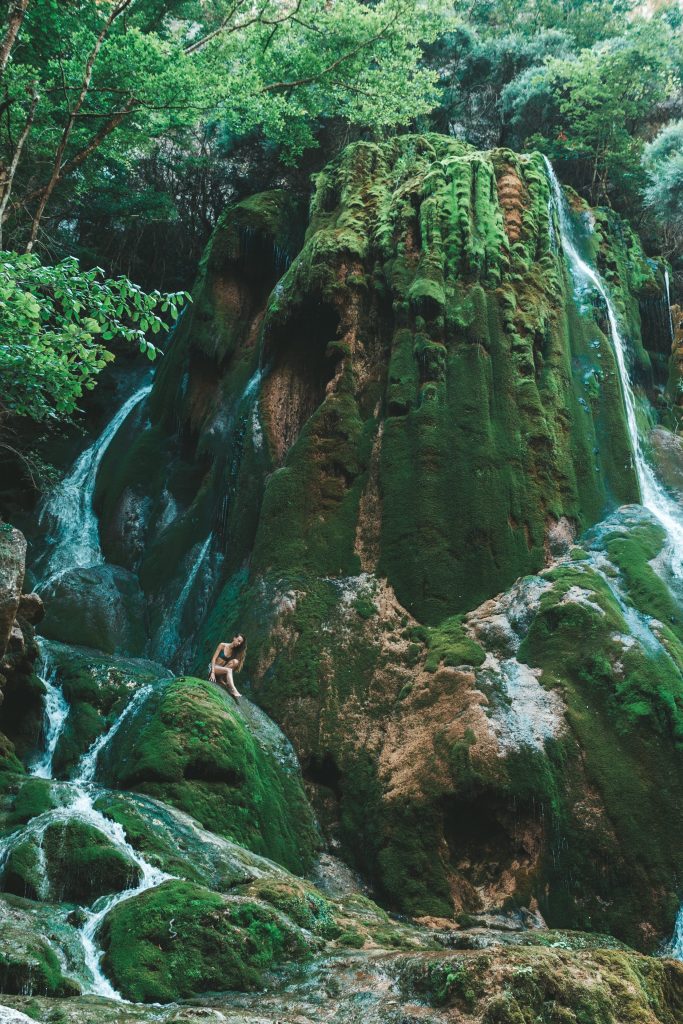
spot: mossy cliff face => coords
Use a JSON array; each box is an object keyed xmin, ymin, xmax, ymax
[
  {"xmin": 92, "ymin": 191, "xmax": 302, "ymax": 667},
  {"xmin": 86, "ymin": 135, "xmax": 681, "ymax": 946}
]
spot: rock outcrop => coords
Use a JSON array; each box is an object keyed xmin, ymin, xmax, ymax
[{"xmin": 88, "ymin": 135, "xmax": 681, "ymax": 948}]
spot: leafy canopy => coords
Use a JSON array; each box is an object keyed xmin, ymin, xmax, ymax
[{"xmin": 0, "ymin": 252, "xmax": 187, "ymax": 422}]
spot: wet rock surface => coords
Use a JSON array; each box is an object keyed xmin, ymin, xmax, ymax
[{"xmin": 39, "ymin": 566, "xmax": 148, "ymax": 656}]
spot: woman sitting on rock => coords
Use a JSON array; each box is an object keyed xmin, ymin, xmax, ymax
[{"xmin": 209, "ymin": 634, "xmax": 246, "ymax": 700}]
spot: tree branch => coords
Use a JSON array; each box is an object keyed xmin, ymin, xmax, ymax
[
  {"xmin": 25, "ymin": 0, "xmax": 133, "ymax": 250},
  {"xmin": 260, "ymin": 13, "xmax": 398, "ymax": 94},
  {"xmin": 184, "ymin": 0, "xmax": 302, "ymax": 56},
  {"xmin": 0, "ymin": 0, "xmax": 29, "ymax": 79}
]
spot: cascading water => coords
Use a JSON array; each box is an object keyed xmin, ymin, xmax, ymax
[
  {"xmin": 545, "ymin": 157, "xmax": 683, "ymax": 959},
  {"xmin": 0, "ymin": 659, "xmax": 173, "ymax": 1000},
  {"xmin": 544, "ymin": 157, "xmax": 683, "ymax": 578},
  {"xmin": 153, "ymin": 535, "xmax": 213, "ymax": 664},
  {"xmin": 0, "ymin": 372, "xmax": 184, "ymax": 997},
  {"xmin": 38, "ymin": 383, "xmax": 152, "ymax": 583},
  {"xmin": 30, "ymin": 649, "xmax": 69, "ymax": 780}
]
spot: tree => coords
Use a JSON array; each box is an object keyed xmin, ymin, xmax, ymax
[
  {"xmin": 504, "ymin": 17, "xmax": 681, "ymax": 208},
  {"xmin": 643, "ymin": 120, "xmax": 683, "ymax": 258},
  {"xmin": 0, "ymin": 251, "xmax": 187, "ymax": 423},
  {"xmin": 0, "ymin": 0, "xmax": 438, "ymax": 253}
]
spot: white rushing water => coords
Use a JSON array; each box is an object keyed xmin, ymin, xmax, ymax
[
  {"xmin": 665, "ymin": 268, "xmax": 675, "ymax": 342},
  {"xmin": 39, "ymin": 383, "xmax": 152, "ymax": 582},
  {"xmin": 31, "ymin": 651, "xmax": 69, "ymax": 780},
  {"xmin": 545, "ymin": 157, "xmax": 683, "ymax": 578},
  {"xmin": 4, "ymin": 665, "xmax": 173, "ymax": 999},
  {"xmin": 76, "ymin": 683, "xmax": 155, "ymax": 785}
]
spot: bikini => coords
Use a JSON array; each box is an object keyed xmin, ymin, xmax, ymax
[{"xmin": 208, "ymin": 646, "xmax": 233, "ymax": 677}]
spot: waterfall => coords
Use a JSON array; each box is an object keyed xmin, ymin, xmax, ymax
[
  {"xmin": 76, "ymin": 683, "xmax": 155, "ymax": 784},
  {"xmin": 217, "ymin": 368, "xmax": 263, "ymax": 544},
  {"xmin": 38, "ymin": 383, "xmax": 152, "ymax": 583},
  {"xmin": 153, "ymin": 535, "xmax": 213, "ymax": 663},
  {"xmin": 30, "ymin": 650, "xmax": 69, "ymax": 780},
  {"xmin": 544, "ymin": 157, "xmax": 683, "ymax": 578},
  {"xmin": 1, "ymin": 654, "xmax": 173, "ymax": 1000}
]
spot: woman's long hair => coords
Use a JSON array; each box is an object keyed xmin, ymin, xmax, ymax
[{"xmin": 231, "ymin": 637, "xmax": 247, "ymax": 673}]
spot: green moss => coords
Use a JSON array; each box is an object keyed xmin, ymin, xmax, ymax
[
  {"xmin": 44, "ymin": 820, "xmax": 141, "ymax": 903},
  {"xmin": 243, "ymin": 879, "xmax": 339, "ymax": 938},
  {"xmin": 99, "ymin": 677, "xmax": 318, "ymax": 873},
  {"xmin": 409, "ymin": 616, "xmax": 485, "ymax": 672},
  {"xmin": 100, "ymin": 879, "xmax": 309, "ymax": 1002},
  {"xmin": 6, "ymin": 778, "xmax": 53, "ymax": 828},
  {"xmin": 603, "ymin": 521, "xmax": 683, "ymax": 641},
  {"xmin": 517, "ymin": 553, "xmax": 683, "ymax": 948},
  {"xmin": 46, "ymin": 642, "xmax": 170, "ymax": 777},
  {"xmin": 401, "ymin": 947, "xmax": 683, "ymax": 1023},
  {"xmin": 337, "ymin": 929, "xmax": 365, "ymax": 948}
]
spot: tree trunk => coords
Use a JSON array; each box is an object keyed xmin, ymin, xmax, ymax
[
  {"xmin": 0, "ymin": 82, "xmax": 38, "ymax": 247},
  {"xmin": 0, "ymin": 0, "xmax": 29, "ymax": 80},
  {"xmin": 25, "ymin": 0, "xmax": 132, "ymax": 251}
]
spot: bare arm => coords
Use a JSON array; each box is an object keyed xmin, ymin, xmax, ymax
[{"xmin": 210, "ymin": 643, "xmax": 225, "ymax": 679}]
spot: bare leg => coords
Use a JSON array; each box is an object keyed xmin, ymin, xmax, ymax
[
  {"xmin": 211, "ymin": 664, "xmax": 241, "ymax": 699},
  {"xmin": 225, "ymin": 666, "xmax": 241, "ymax": 699}
]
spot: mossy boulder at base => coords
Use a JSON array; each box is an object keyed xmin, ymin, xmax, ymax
[
  {"xmin": 99, "ymin": 879, "xmax": 310, "ymax": 1002},
  {"xmin": 2, "ymin": 820, "xmax": 141, "ymax": 904},
  {"xmin": 0, "ymin": 896, "xmax": 80, "ymax": 997},
  {"xmin": 97, "ymin": 678, "xmax": 319, "ymax": 873}
]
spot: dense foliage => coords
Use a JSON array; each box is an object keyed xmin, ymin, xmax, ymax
[{"xmin": 0, "ymin": 252, "xmax": 187, "ymax": 423}]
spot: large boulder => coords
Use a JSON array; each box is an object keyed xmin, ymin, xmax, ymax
[
  {"xmin": 97, "ymin": 678, "xmax": 319, "ymax": 874},
  {"xmin": 0, "ymin": 896, "xmax": 79, "ymax": 997},
  {"xmin": 1, "ymin": 820, "xmax": 141, "ymax": 903},
  {"xmin": 99, "ymin": 879, "xmax": 310, "ymax": 1003},
  {"xmin": 39, "ymin": 566, "xmax": 148, "ymax": 656},
  {"xmin": 44, "ymin": 641, "xmax": 171, "ymax": 777}
]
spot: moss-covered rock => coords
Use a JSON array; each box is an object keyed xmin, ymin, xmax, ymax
[
  {"xmin": 0, "ymin": 896, "xmax": 79, "ymax": 997},
  {"xmin": 44, "ymin": 641, "xmax": 171, "ymax": 778},
  {"xmin": 98, "ymin": 678, "xmax": 319, "ymax": 874},
  {"xmin": 99, "ymin": 879, "xmax": 310, "ymax": 1002}
]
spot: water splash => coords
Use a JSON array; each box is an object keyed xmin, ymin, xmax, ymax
[
  {"xmin": 544, "ymin": 157, "xmax": 683, "ymax": 577},
  {"xmin": 38, "ymin": 384, "xmax": 152, "ymax": 583}
]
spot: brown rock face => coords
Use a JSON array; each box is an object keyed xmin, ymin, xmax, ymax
[
  {"xmin": 0, "ymin": 526, "xmax": 26, "ymax": 659},
  {"xmin": 651, "ymin": 426, "xmax": 683, "ymax": 499}
]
